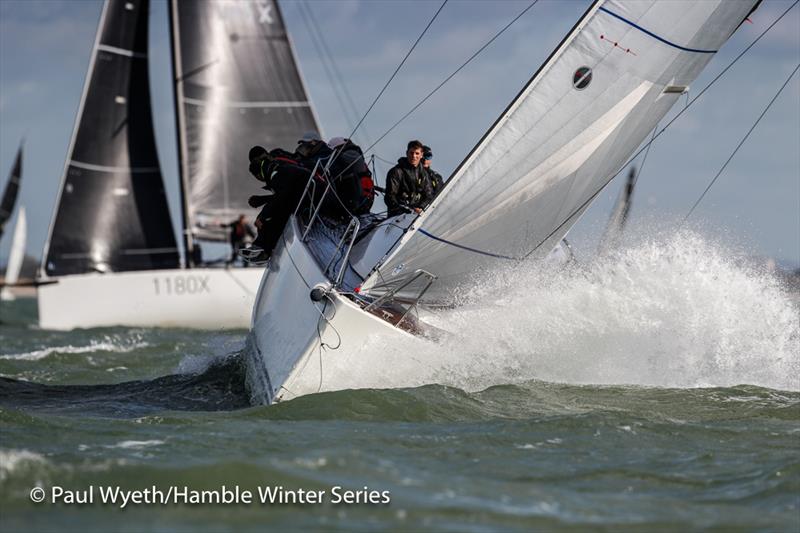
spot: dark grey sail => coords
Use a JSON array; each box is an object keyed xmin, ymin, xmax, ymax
[
  {"xmin": 170, "ymin": 0, "xmax": 320, "ymax": 255},
  {"xmin": 42, "ymin": 0, "xmax": 180, "ymax": 277},
  {"xmin": 0, "ymin": 144, "xmax": 22, "ymax": 241}
]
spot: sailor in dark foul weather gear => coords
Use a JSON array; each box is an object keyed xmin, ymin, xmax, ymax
[
  {"xmin": 385, "ymin": 140, "xmax": 430, "ymax": 216},
  {"xmin": 421, "ymin": 145, "xmax": 443, "ymax": 202},
  {"xmin": 245, "ymin": 145, "xmax": 310, "ymax": 261},
  {"xmin": 220, "ymin": 214, "xmax": 255, "ymax": 266}
]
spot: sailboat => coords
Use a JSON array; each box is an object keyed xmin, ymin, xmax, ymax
[
  {"xmin": 244, "ymin": 0, "xmax": 762, "ymax": 404},
  {"xmin": 0, "ymin": 144, "xmax": 23, "ymax": 243},
  {"xmin": 37, "ymin": 0, "xmax": 319, "ymax": 330},
  {"xmin": 1, "ymin": 207, "xmax": 27, "ymax": 302},
  {"xmin": 1, "ymin": 145, "xmax": 26, "ymax": 301}
]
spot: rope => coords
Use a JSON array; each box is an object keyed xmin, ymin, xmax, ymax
[
  {"xmin": 682, "ymin": 63, "xmax": 799, "ymax": 223},
  {"xmin": 346, "ymin": 0, "xmax": 448, "ymax": 142},
  {"xmin": 363, "ymin": 0, "xmax": 540, "ymax": 154},
  {"xmin": 298, "ymin": 0, "xmax": 368, "ymax": 141}
]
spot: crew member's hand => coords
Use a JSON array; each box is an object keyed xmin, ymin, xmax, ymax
[{"xmin": 414, "ymin": 207, "xmax": 422, "ymax": 214}]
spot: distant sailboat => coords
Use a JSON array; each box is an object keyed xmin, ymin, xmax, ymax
[
  {"xmin": 37, "ymin": 0, "xmax": 319, "ymax": 330},
  {"xmin": 1, "ymin": 207, "xmax": 27, "ymax": 302},
  {"xmin": 244, "ymin": 0, "xmax": 762, "ymax": 404},
  {"xmin": 0, "ymin": 144, "xmax": 22, "ymax": 243}
]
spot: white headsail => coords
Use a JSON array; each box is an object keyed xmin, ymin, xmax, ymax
[
  {"xmin": 1, "ymin": 207, "xmax": 26, "ymax": 301},
  {"xmin": 360, "ymin": 0, "xmax": 759, "ymax": 303}
]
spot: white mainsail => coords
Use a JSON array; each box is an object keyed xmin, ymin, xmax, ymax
[
  {"xmin": 360, "ymin": 0, "xmax": 758, "ymax": 303},
  {"xmin": 1, "ymin": 207, "xmax": 26, "ymax": 301}
]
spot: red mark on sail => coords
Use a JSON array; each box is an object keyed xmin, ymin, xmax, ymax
[{"xmin": 600, "ymin": 34, "xmax": 637, "ymax": 56}]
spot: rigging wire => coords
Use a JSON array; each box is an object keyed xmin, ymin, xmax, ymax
[
  {"xmin": 346, "ymin": 0, "xmax": 448, "ymax": 142},
  {"xmin": 682, "ymin": 63, "xmax": 799, "ymax": 223},
  {"xmin": 304, "ymin": 2, "xmax": 368, "ymax": 139},
  {"xmin": 296, "ymin": 1, "xmax": 359, "ymax": 133},
  {"xmin": 362, "ymin": 0, "xmax": 540, "ymax": 154},
  {"xmin": 313, "ymin": 0, "xmax": 540, "ymax": 193},
  {"xmin": 522, "ymin": 0, "xmax": 800, "ymax": 258}
]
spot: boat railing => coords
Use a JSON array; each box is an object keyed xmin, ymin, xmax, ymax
[
  {"xmin": 293, "ymin": 158, "xmax": 361, "ymax": 289},
  {"xmin": 363, "ymin": 269, "xmax": 436, "ymax": 327}
]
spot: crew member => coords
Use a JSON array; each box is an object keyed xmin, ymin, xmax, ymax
[
  {"xmin": 421, "ymin": 145, "xmax": 443, "ymax": 202},
  {"xmin": 385, "ymin": 140, "xmax": 429, "ymax": 216},
  {"xmin": 221, "ymin": 214, "xmax": 255, "ymax": 266}
]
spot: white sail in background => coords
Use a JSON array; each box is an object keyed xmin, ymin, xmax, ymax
[
  {"xmin": 1, "ymin": 207, "xmax": 26, "ymax": 301},
  {"xmin": 360, "ymin": 0, "xmax": 758, "ymax": 303}
]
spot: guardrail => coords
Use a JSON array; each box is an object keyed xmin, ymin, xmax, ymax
[
  {"xmin": 363, "ymin": 269, "xmax": 436, "ymax": 327},
  {"xmin": 293, "ymin": 157, "xmax": 361, "ymax": 289}
]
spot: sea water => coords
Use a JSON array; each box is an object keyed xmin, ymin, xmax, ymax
[{"xmin": 0, "ymin": 232, "xmax": 797, "ymax": 531}]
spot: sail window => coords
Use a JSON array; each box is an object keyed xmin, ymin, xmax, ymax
[
  {"xmin": 125, "ymin": 2, "xmax": 134, "ymax": 10},
  {"xmin": 573, "ymin": 67, "xmax": 592, "ymax": 90},
  {"xmin": 115, "ymin": 96, "xmax": 127, "ymax": 104}
]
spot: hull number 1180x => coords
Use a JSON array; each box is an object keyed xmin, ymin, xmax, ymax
[{"xmin": 152, "ymin": 275, "xmax": 210, "ymax": 296}]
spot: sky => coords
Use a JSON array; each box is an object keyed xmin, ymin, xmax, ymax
[{"xmin": 0, "ymin": 0, "xmax": 798, "ymax": 268}]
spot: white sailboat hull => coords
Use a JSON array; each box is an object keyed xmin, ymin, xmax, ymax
[
  {"xmin": 245, "ymin": 217, "xmax": 413, "ymax": 405},
  {"xmin": 38, "ymin": 267, "xmax": 263, "ymax": 330}
]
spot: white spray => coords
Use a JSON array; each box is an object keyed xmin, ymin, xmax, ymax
[{"xmin": 352, "ymin": 230, "xmax": 799, "ymax": 392}]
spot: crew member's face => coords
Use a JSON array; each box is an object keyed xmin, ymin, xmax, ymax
[{"xmin": 407, "ymin": 147, "xmax": 423, "ymax": 167}]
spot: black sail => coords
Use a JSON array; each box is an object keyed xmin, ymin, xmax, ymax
[
  {"xmin": 42, "ymin": 0, "xmax": 180, "ymax": 277},
  {"xmin": 170, "ymin": 0, "xmax": 320, "ymax": 248},
  {"xmin": 0, "ymin": 144, "xmax": 22, "ymax": 241}
]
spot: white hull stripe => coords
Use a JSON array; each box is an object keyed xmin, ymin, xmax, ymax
[
  {"xmin": 97, "ymin": 44, "xmax": 147, "ymax": 58},
  {"xmin": 183, "ymin": 97, "xmax": 311, "ymax": 109},
  {"xmin": 70, "ymin": 160, "xmax": 159, "ymax": 174}
]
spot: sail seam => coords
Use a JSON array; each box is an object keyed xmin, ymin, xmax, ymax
[
  {"xmin": 183, "ymin": 97, "xmax": 310, "ymax": 108},
  {"xmin": 598, "ymin": 7, "xmax": 717, "ymax": 54},
  {"xmin": 69, "ymin": 160, "xmax": 159, "ymax": 173},
  {"xmin": 97, "ymin": 44, "xmax": 146, "ymax": 58}
]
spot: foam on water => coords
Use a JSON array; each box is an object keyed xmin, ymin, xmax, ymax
[
  {"xmin": 354, "ymin": 231, "xmax": 799, "ymax": 392},
  {"xmin": 0, "ymin": 338, "xmax": 150, "ymax": 361},
  {"xmin": 0, "ymin": 449, "xmax": 47, "ymax": 482}
]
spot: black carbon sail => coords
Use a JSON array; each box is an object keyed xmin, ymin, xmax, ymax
[
  {"xmin": 0, "ymin": 144, "xmax": 22, "ymax": 242},
  {"xmin": 42, "ymin": 0, "xmax": 180, "ymax": 277},
  {"xmin": 169, "ymin": 0, "xmax": 320, "ymax": 256}
]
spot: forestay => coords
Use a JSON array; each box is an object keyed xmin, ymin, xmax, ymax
[
  {"xmin": 42, "ymin": 0, "xmax": 180, "ymax": 277},
  {"xmin": 360, "ymin": 0, "xmax": 759, "ymax": 304},
  {"xmin": 170, "ymin": 0, "xmax": 320, "ymax": 244}
]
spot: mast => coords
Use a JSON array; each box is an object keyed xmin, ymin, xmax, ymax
[{"xmin": 168, "ymin": 0, "xmax": 195, "ymax": 268}]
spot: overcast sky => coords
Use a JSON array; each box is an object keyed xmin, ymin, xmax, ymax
[{"xmin": 1, "ymin": 0, "xmax": 798, "ymax": 267}]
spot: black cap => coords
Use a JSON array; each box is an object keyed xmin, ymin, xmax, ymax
[{"xmin": 422, "ymin": 145, "xmax": 432, "ymax": 160}]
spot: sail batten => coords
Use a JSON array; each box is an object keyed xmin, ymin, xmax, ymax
[
  {"xmin": 361, "ymin": 0, "xmax": 759, "ymax": 303},
  {"xmin": 41, "ymin": 0, "xmax": 180, "ymax": 278},
  {"xmin": 170, "ymin": 0, "xmax": 320, "ymax": 248}
]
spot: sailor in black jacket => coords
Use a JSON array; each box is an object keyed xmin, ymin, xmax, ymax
[{"xmin": 385, "ymin": 140, "xmax": 429, "ymax": 216}]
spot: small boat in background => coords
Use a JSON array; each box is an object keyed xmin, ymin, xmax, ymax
[{"xmin": 1, "ymin": 207, "xmax": 27, "ymax": 302}]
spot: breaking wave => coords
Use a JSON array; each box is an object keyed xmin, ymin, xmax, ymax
[{"xmin": 0, "ymin": 338, "xmax": 150, "ymax": 361}]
